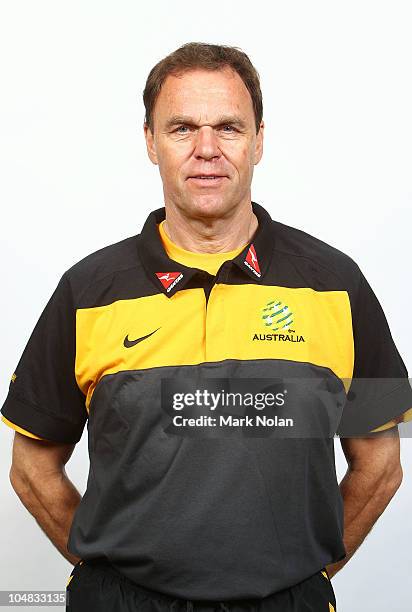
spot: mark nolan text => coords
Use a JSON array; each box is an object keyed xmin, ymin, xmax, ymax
[{"xmin": 172, "ymin": 415, "xmax": 294, "ymax": 427}]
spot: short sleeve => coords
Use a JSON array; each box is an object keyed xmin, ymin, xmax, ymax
[
  {"xmin": 1, "ymin": 271, "xmax": 88, "ymax": 443},
  {"xmin": 1, "ymin": 415, "xmax": 46, "ymax": 440},
  {"xmin": 336, "ymin": 266, "xmax": 412, "ymax": 436}
]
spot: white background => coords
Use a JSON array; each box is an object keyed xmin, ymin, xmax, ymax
[{"xmin": 1, "ymin": 1, "xmax": 411, "ymax": 611}]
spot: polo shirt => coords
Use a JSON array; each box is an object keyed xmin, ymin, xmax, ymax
[{"xmin": 2, "ymin": 200, "xmax": 412, "ymax": 600}]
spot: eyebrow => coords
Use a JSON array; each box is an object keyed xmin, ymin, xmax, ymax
[{"xmin": 164, "ymin": 114, "xmax": 248, "ymax": 130}]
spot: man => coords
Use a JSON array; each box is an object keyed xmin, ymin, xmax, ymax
[{"xmin": 2, "ymin": 42, "xmax": 412, "ymax": 612}]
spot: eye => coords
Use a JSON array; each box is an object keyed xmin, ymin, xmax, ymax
[
  {"xmin": 220, "ymin": 125, "xmax": 237, "ymax": 133},
  {"xmin": 175, "ymin": 125, "xmax": 191, "ymax": 134}
]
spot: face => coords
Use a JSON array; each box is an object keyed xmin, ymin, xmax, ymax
[{"xmin": 144, "ymin": 67, "xmax": 264, "ymax": 219}]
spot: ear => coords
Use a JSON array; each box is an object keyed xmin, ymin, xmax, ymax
[
  {"xmin": 254, "ymin": 120, "xmax": 264, "ymax": 165},
  {"xmin": 144, "ymin": 123, "xmax": 158, "ymax": 165}
]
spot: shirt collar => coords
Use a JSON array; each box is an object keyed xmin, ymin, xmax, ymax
[{"xmin": 136, "ymin": 200, "xmax": 275, "ymax": 298}]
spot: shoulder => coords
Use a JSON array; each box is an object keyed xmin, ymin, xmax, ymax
[
  {"xmin": 62, "ymin": 234, "xmax": 142, "ymax": 306},
  {"xmin": 269, "ymin": 218, "xmax": 362, "ymax": 293}
]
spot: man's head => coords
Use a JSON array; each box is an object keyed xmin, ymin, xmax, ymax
[{"xmin": 143, "ymin": 42, "xmax": 264, "ymax": 220}]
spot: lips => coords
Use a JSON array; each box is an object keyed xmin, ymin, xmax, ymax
[
  {"xmin": 187, "ymin": 175, "xmax": 228, "ymax": 187},
  {"xmin": 187, "ymin": 174, "xmax": 227, "ymax": 180}
]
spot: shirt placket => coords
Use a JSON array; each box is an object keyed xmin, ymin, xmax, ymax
[{"xmin": 203, "ymin": 262, "xmax": 230, "ymax": 363}]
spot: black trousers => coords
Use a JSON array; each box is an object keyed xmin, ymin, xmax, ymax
[{"xmin": 66, "ymin": 559, "xmax": 337, "ymax": 611}]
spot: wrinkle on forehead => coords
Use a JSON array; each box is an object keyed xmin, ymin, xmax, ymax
[{"xmin": 156, "ymin": 68, "xmax": 254, "ymax": 129}]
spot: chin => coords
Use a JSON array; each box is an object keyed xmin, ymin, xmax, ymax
[{"xmin": 188, "ymin": 196, "xmax": 230, "ymax": 218}]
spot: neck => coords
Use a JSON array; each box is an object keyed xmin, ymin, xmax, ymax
[{"xmin": 162, "ymin": 202, "xmax": 259, "ymax": 254}]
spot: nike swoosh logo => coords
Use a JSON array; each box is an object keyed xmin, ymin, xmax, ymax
[{"xmin": 123, "ymin": 327, "xmax": 161, "ymax": 348}]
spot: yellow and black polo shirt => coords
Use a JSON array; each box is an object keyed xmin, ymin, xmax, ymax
[{"xmin": 2, "ymin": 200, "xmax": 412, "ymax": 601}]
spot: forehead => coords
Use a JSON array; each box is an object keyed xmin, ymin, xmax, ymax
[{"xmin": 154, "ymin": 67, "xmax": 254, "ymax": 124}]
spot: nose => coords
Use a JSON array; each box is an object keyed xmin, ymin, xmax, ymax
[{"xmin": 193, "ymin": 125, "xmax": 221, "ymax": 161}]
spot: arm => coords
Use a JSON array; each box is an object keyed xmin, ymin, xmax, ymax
[
  {"xmin": 326, "ymin": 426, "xmax": 403, "ymax": 579},
  {"xmin": 8, "ymin": 432, "xmax": 82, "ymax": 565}
]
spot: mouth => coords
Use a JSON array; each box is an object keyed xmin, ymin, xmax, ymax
[{"xmin": 187, "ymin": 175, "xmax": 228, "ymax": 185}]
